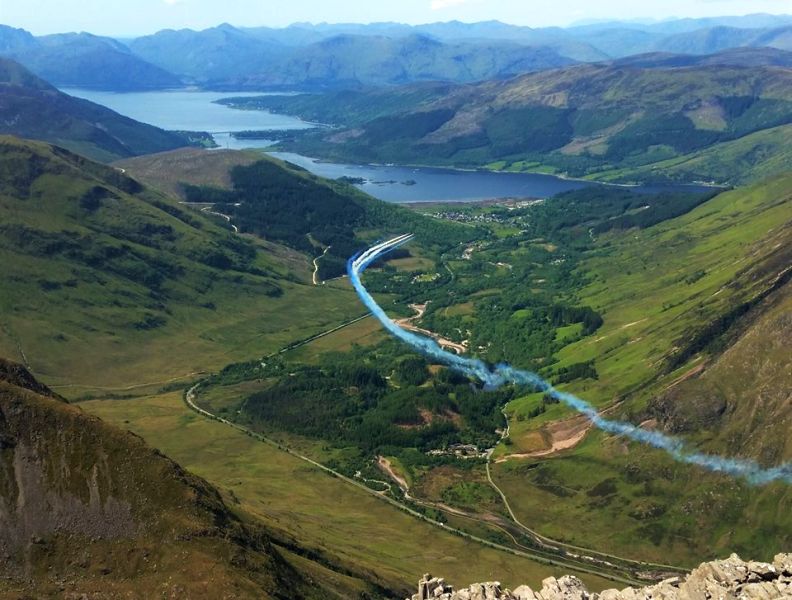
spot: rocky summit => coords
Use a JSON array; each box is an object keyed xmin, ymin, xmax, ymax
[{"xmin": 409, "ymin": 553, "xmax": 792, "ymax": 600}]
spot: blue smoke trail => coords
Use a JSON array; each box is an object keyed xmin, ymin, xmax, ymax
[{"xmin": 348, "ymin": 236, "xmax": 792, "ymax": 486}]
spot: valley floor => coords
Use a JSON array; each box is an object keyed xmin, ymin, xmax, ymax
[{"xmin": 80, "ymin": 391, "xmax": 616, "ymax": 594}]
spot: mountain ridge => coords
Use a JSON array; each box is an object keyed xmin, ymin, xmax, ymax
[
  {"xmin": 0, "ymin": 25, "xmax": 182, "ymax": 90},
  {"xmin": 0, "ymin": 59, "xmax": 197, "ymax": 162},
  {"xmin": 130, "ymin": 27, "xmax": 580, "ymax": 89},
  {"xmin": 0, "ymin": 356, "xmax": 387, "ymax": 598},
  {"xmin": 5, "ymin": 15, "xmax": 792, "ymax": 91},
  {"xmin": 252, "ymin": 52, "xmax": 792, "ymax": 184}
]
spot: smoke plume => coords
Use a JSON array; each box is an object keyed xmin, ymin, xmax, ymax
[{"xmin": 347, "ymin": 236, "xmax": 792, "ymax": 485}]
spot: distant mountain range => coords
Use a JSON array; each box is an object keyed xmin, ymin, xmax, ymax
[
  {"xmin": 1, "ymin": 14, "xmax": 792, "ymax": 90},
  {"xmin": 610, "ymin": 47, "xmax": 792, "ymax": 68},
  {"xmin": 0, "ymin": 58, "xmax": 197, "ymax": 161},
  {"xmin": 0, "ymin": 25, "xmax": 181, "ymax": 90},
  {"xmin": 128, "ymin": 27, "xmax": 579, "ymax": 89}
]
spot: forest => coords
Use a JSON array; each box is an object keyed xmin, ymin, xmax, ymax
[
  {"xmin": 195, "ymin": 183, "xmax": 718, "ymax": 481},
  {"xmin": 183, "ymin": 158, "xmax": 476, "ymax": 277},
  {"xmin": 217, "ymin": 342, "xmax": 515, "ymax": 458}
]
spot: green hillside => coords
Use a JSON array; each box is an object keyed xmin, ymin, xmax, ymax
[
  {"xmin": 592, "ymin": 123, "xmax": 792, "ymax": 185},
  {"xmin": 490, "ymin": 174, "xmax": 792, "ymax": 564},
  {"xmin": 0, "ymin": 137, "xmax": 361, "ymax": 391},
  {"xmin": 0, "ymin": 59, "xmax": 197, "ymax": 162},
  {"xmin": 0, "ymin": 137, "xmax": 472, "ymax": 391},
  {"xmin": 252, "ymin": 59, "xmax": 792, "ymax": 184}
]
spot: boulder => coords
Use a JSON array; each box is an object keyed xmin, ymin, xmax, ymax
[{"xmin": 408, "ymin": 554, "xmax": 792, "ymax": 600}]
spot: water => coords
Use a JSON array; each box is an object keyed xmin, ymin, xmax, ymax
[
  {"xmin": 269, "ymin": 152, "xmax": 719, "ymax": 202},
  {"xmin": 62, "ymin": 88, "xmax": 717, "ymax": 202},
  {"xmin": 61, "ymin": 88, "xmax": 314, "ymax": 150},
  {"xmin": 269, "ymin": 152, "xmax": 598, "ymax": 202}
]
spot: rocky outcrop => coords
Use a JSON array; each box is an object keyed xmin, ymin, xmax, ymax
[
  {"xmin": 0, "ymin": 357, "xmax": 61, "ymax": 400},
  {"xmin": 0, "ymin": 359, "xmax": 315, "ymax": 597},
  {"xmin": 409, "ymin": 553, "xmax": 792, "ymax": 599}
]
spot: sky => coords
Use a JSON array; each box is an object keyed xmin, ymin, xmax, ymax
[{"xmin": 1, "ymin": 0, "xmax": 791, "ymax": 36}]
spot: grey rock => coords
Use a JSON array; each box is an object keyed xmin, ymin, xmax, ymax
[
  {"xmin": 407, "ymin": 554, "xmax": 792, "ymax": 600},
  {"xmin": 512, "ymin": 584, "xmax": 537, "ymax": 600}
]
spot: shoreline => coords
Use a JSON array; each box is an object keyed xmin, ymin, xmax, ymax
[
  {"xmin": 399, "ymin": 197, "xmax": 541, "ymax": 208},
  {"xmin": 263, "ymin": 149, "xmax": 724, "ymax": 196},
  {"xmin": 63, "ymin": 86, "xmax": 725, "ymax": 192}
]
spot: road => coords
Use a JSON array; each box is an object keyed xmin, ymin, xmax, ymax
[
  {"xmin": 183, "ymin": 374, "xmax": 642, "ymax": 587},
  {"xmin": 374, "ymin": 415, "xmax": 677, "ymax": 580},
  {"xmin": 265, "ymin": 313, "xmax": 372, "ymax": 359},
  {"xmin": 177, "ymin": 237, "xmax": 681, "ymax": 585},
  {"xmin": 312, "ymin": 245, "xmax": 331, "ymax": 285},
  {"xmin": 484, "ymin": 414, "xmax": 683, "ymax": 579},
  {"xmin": 200, "ymin": 206, "xmax": 238, "ymax": 233}
]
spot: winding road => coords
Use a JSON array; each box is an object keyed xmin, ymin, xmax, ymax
[
  {"xmin": 177, "ymin": 235, "xmax": 686, "ymax": 585},
  {"xmin": 200, "ymin": 206, "xmax": 238, "ymax": 233},
  {"xmin": 184, "ymin": 382, "xmax": 641, "ymax": 586},
  {"xmin": 177, "ymin": 305, "xmax": 650, "ymax": 583},
  {"xmin": 312, "ymin": 245, "xmax": 331, "ymax": 285}
]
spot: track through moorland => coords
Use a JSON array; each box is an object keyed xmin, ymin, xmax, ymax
[
  {"xmin": 184, "ymin": 381, "xmax": 643, "ymax": 586},
  {"xmin": 174, "ymin": 228, "xmax": 680, "ymax": 583},
  {"xmin": 312, "ymin": 245, "xmax": 331, "ymax": 285},
  {"xmin": 182, "ymin": 306, "xmax": 688, "ymax": 585}
]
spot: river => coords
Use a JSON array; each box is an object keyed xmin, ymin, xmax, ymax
[{"xmin": 63, "ymin": 88, "xmax": 715, "ymax": 203}]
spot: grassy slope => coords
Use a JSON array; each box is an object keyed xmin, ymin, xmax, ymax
[
  {"xmin": 0, "ymin": 138, "xmax": 362, "ymax": 395},
  {"xmin": 589, "ymin": 123, "xmax": 792, "ymax": 185},
  {"xmin": 492, "ymin": 174, "xmax": 792, "ymax": 565},
  {"xmin": 653, "ymin": 281, "xmax": 792, "ymax": 464},
  {"xmin": 114, "ymin": 147, "xmax": 263, "ymax": 198},
  {"xmin": 0, "ymin": 59, "xmax": 193, "ymax": 162},
  {"xmin": 81, "ymin": 390, "xmax": 615, "ymax": 595}
]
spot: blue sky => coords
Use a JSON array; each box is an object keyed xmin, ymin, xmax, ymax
[{"xmin": 2, "ymin": 0, "xmax": 791, "ymax": 36}]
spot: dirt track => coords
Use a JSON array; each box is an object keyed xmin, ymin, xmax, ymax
[
  {"xmin": 394, "ymin": 303, "xmax": 468, "ymax": 354},
  {"xmin": 495, "ymin": 414, "xmax": 592, "ymax": 462}
]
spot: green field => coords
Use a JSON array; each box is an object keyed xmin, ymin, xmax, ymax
[
  {"xmin": 0, "ymin": 259, "xmax": 364, "ymax": 395},
  {"xmin": 5, "ymin": 132, "xmax": 791, "ymax": 590},
  {"xmin": 80, "ymin": 392, "xmax": 615, "ymax": 594}
]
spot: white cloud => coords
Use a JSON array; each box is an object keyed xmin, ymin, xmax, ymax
[{"xmin": 431, "ymin": 0, "xmax": 470, "ymax": 10}]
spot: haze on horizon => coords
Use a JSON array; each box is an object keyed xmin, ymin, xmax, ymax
[{"xmin": 2, "ymin": 0, "xmax": 791, "ymax": 37}]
